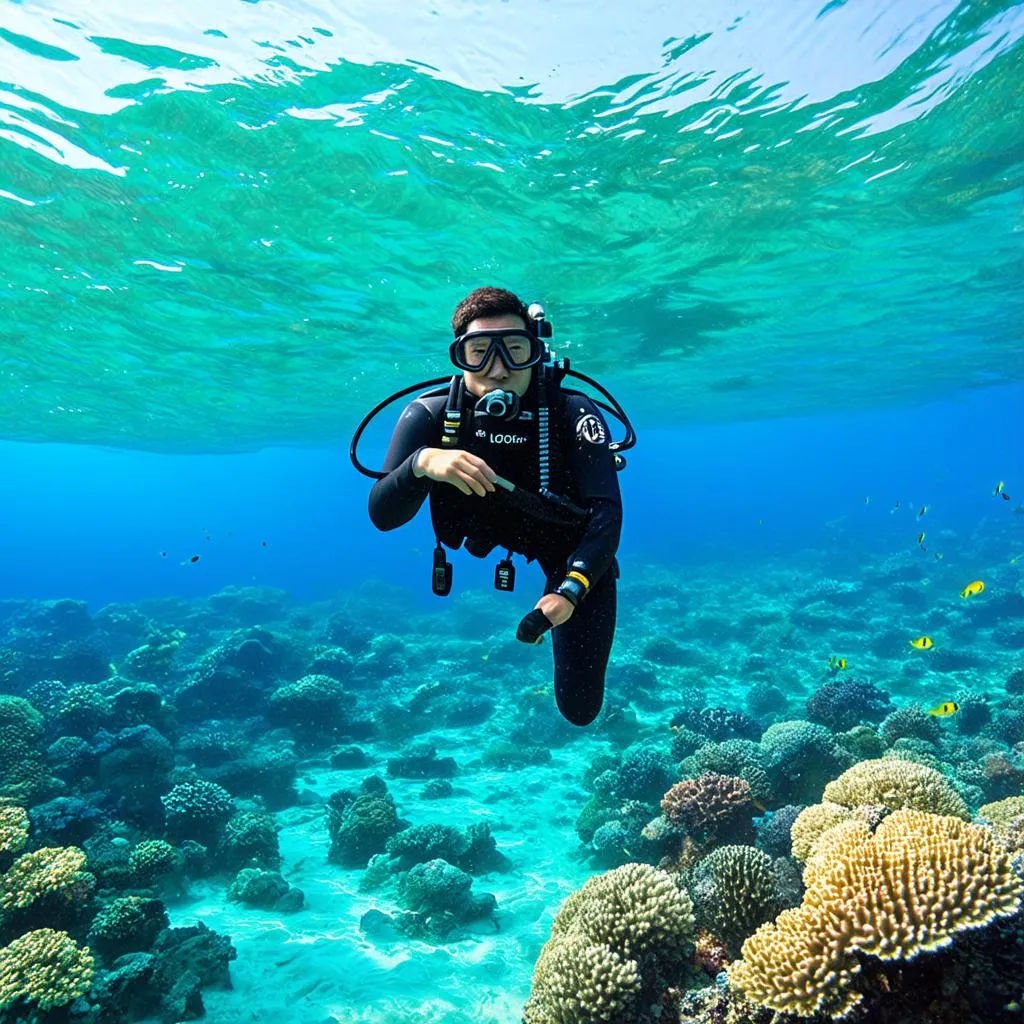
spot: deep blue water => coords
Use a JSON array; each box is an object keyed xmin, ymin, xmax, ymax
[{"xmin": 3, "ymin": 381, "xmax": 1020, "ymax": 608}]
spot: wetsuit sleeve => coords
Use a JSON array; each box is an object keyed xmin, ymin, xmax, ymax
[
  {"xmin": 561, "ymin": 396, "xmax": 623, "ymax": 589},
  {"xmin": 367, "ymin": 400, "xmax": 438, "ymax": 531}
]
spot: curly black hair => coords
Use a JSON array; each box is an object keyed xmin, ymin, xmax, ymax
[{"xmin": 451, "ymin": 286, "xmax": 530, "ymax": 337}]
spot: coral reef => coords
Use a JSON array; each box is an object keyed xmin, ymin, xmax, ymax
[
  {"xmin": 823, "ymin": 757, "xmax": 970, "ymax": 819},
  {"xmin": 0, "ymin": 928, "xmax": 95, "ymax": 1012},
  {"xmin": 660, "ymin": 773, "xmax": 755, "ymax": 845},
  {"xmin": 523, "ymin": 862, "xmax": 695, "ymax": 1024},
  {"xmin": 729, "ymin": 809, "xmax": 1024, "ymax": 1018},
  {"xmin": 689, "ymin": 845, "xmax": 781, "ymax": 956}
]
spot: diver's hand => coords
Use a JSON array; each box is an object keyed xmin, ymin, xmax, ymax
[
  {"xmin": 535, "ymin": 593, "xmax": 575, "ymax": 628},
  {"xmin": 515, "ymin": 594, "xmax": 575, "ymax": 645},
  {"xmin": 413, "ymin": 448, "xmax": 497, "ymax": 497}
]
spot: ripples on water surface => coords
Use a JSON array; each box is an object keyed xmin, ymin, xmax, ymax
[{"xmin": 1, "ymin": 0, "xmax": 1022, "ymax": 450}]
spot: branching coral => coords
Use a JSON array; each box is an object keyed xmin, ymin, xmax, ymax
[
  {"xmin": 524, "ymin": 863, "xmax": 695, "ymax": 1024},
  {"xmin": 660, "ymin": 773, "xmax": 754, "ymax": 842},
  {"xmin": 0, "ymin": 846, "xmax": 94, "ymax": 912},
  {"xmin": 978, "ymin": 796, "xmax": 1024, "ymax": 852},
  {"xmin": 729, "ymin": 810, "xmax": 1024, "ymax": 1019},
  {"xmin": 689, "ymin": 845, "xmax": 781, "ymax": 956},
  {"xmin": 0, "ymin": 928, "xmax": 95, "ymax": 1010},
  {"xmin": 0, "ymin": 806, "xmax": 29, "ymax": 856}
]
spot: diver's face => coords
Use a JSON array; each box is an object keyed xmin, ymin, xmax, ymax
[{"xmin": 461, "ymin": 314, "xmax": 533, "ymax": 398}]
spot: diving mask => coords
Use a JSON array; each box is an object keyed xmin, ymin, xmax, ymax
[{"xmin": 450, "ymin": 329, "xmax": 544, "ymax": 373}]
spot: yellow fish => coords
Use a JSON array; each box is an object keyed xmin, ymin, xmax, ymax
[
  {"xmin": 909, "ymin": 635, "xmax": 934, "ymax": 650},
  {"xmin": 994, "ymin": 480, "xmax": 1011, "ymax": 501},
  {"xmin": 959, "ymin": 580, "xmax": 984, "ymax": 599},
  {"xmin": 917, "ymin": 531, "xmax": 926, "ymax": 546},
  {"xmin": 917, "ymin": 504, "xmax": 928, "ymax": 519},
  {"xmin": 927, "ymin": 701, "xmax": 959, "ymax": 717},
  {"xmin": 828, "ymin": 656, "xmax": 847, "ymax": 671}
]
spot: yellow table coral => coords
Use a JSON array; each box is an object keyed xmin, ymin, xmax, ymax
[
  {"xmin": 729, "ymin": 809, "xmax": 1023, "ymax": 1019},
  {"xmin": 822, "ymin": 757, "xmax": 969, "ymax": 820}
]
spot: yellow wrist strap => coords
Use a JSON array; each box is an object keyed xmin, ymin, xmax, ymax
[{"xmin": 566, "ymin": 571, "xmax": 591, "ymax": 591}]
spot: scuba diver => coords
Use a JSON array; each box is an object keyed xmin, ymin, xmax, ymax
[{"xmin": 350, "ymin": 287, "xmax": 635, "ymax": 727}]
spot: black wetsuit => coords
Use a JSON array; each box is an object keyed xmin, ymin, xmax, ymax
[{"xmin": 368, "ymin": 379, "xmax": 622, "ymax": 726}]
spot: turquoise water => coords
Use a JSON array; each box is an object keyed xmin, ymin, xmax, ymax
[
  {"xmin": 1, "ymin": 2, "xmax": 1024, "ymax": 1023},
  {"xmin": 2, "ymin": 0, "xmax": 1023, "ymax": 448}
]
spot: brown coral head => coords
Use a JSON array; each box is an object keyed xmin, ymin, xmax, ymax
[
  {"xmin": 982, "ymin": 753, "xmax": 1021, "ymax": 781},
  {"xmin": 694, "ymin": 927, "xmax": 730, "ymax": 978},
  {"xmin": 660, "ymin": 773, "xmax": 753, "ymax": 835}
]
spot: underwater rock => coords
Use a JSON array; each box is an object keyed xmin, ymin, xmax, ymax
[
  {"xmin": 307, "ymin": 645, "xmax": 354, "ymax": 681},
  {"xmin": 330, "ymin": 744, "xmax": 372, "ymax": 769},
  {"xmin": 386, "ymin": 742, "xmax": 458, "ymax": 779},
  {"xmin": 151, "ymin": 921, "xmax": 237, "ymax": 992},
  {"xmin": 227, "ymin": 868, "xmax": 304, "ymax": 912},
  {"xmin": 95, "ymin": 725, "xmax": 176, "ymax": 821},
  {"xmin": 50, "ymin": 639, "xmax": 114, "ymax": 685},
  {"xmin": 28, "ymin": 796, "xmax": 105, "ymax": 847},
  {"xmin": 359, "ymin": 908, "xmax": 400, "ymax": 940},
  {"xmin": 421, "ymin": 779, "xmax": 454, "ymax": 800},
  {"xmin": 90, "ymin": 952, "xmax": 163, "ymax": 1021},
  {"xmin": 322, "ymin": 613, "xmax": 374, "ymax": 655},
  {"xmin": 87, "ymin": 896, "xmax": 169, "ymax": 962},
  {"xmin": 326, "ymin": 779, "xmax": 405, "ymax": 868},
  {"xmin": 176, "ymin": 627, "xmax": 303, "ymax": 722},
  {"xmin": 1005, "ymin": 669, "xmax": 1024, "ymax": 695},
  {"xmin": 267, "ymin": 673, "xmax": 358, "ymax": 748},
  {"xmin": 206, "ymin": 585, "xmax": 291, "ymax": 624},
  {"xmin": 396, "ymin": 858, "xmax": 497, "ymax": 927}
]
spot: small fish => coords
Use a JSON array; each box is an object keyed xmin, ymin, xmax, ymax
[
  {"xmin": 827, "ymin": 656, "xmax": 848, "ymax": 674},
  {"xmin": 917, "ymin": 504, "xmax": 928, "ymax": 519},
  {"xmin": 934, "ymin": 552, "xmax": 943, "ymax": 561},
  {"xmin": 959, "ymin": 580, "xmax": 985, "ymax": 599},
  {"xmin": 927, "ymin": 701, "xmax": 959, "ymax": 717},
  {"xmin": 261, "ymin": 540, "xmax": 268, "ymax": 546},
  {"xmin": 917, "ymin": 531, "xmax": 926, "ymax": 546},
  {"xmin": 890, "ymin": 499, "xmax": 901, "ymax": 514},
  {"xmin": 909, "ymin": 635, "xmax": 934, "ymax": 650},
  {"xmin": 864, "ymin": 496, "xmax": 870, "ymax": 504},
  {"xmin": 994, "ymin": 481, "xmax": 1011, "ymax": 501}
]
